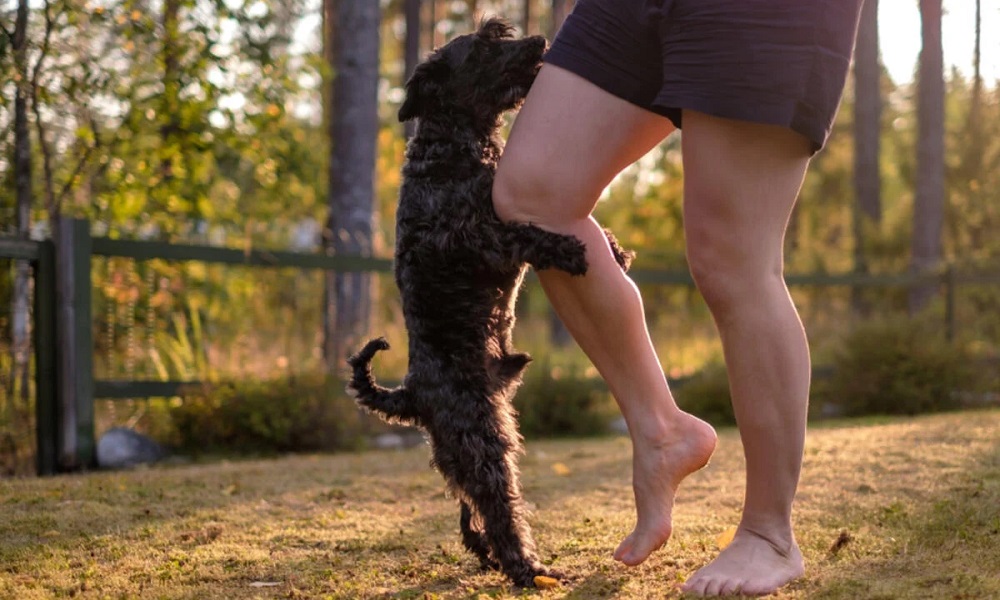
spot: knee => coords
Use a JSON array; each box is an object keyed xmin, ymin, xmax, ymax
[
  {"xmin": 492, "ymin": 153, "xmax": 593, "ymax": 227},
  {"xmin": 687, "ymin": 247, "xmax": 740, "ymax": 315},
  {"xmin": 686, "ymin": 226, "xmax": 782, "ymax": 316},
  {"xmin": 492, "ymin": 157, "xmax": 549, "ymax": 224}
]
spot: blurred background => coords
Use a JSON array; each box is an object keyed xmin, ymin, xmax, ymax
[{"xmin": 1, "ymin": 0, "xmax": 998, "ymax": 476}]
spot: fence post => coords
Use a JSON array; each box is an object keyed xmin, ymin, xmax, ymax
[
  {"xmin": 55, "ymin": 218, "xmax": 95, "ymax": 470},
  {"xmin": 34, "ymin": 239, "xmax": 57, "ymax": 475}
]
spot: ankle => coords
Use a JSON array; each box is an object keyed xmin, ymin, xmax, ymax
[
  {"xmin": 628, "ymin": 410, "xmax": 717, "ymax": 459},
  {"xmin": 737, "ymin": 520, "xmax": 797, "ymax": 555},
  {"xmin": 625, "ymin": 407, "xmax": 685, "ymax": 446}
]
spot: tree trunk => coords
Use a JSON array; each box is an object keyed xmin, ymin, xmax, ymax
[
  {"xmin": 963, "ymin": 0, "xmax": 983, "ymax": 178},
  {"xmin": 427, "ymin": 0, "xmax": 436, "ymax": 50},
  {"xmin": 468, "ymin": 0, "xmax": 478, "ymax": 25},
  {"xmin": 550, "ymin": 0, "xmax": 570, "ymax": 39},
  {"xmin": 404, "ymin": 0, "xmax": 421, "ymax": 139},
  {"xmin": 323, "ymin": 0, "xmax": 380, "ymax": 369},
  {"xmin": 852, "ymin": 0, "xmax": 881, "ymax": 314},
  {"xmin": 160, "ymin": 0, "xmax": 180, "ymax": 183},
  {"xmin": 9, "ymin": 0, "xmax": 32, "ymax": 420},
  {"xmin": 909, "ymin": 0, "xmax": 945, "ymax": 313}
]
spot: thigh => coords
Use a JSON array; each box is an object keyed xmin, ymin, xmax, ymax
[
  {"xmin": 497, "ymin": 64, "xmax": 675, "ymax": 224},
  {"xmin": 680, "ymin": 110, "xmax": 812, "ymax": 270}
]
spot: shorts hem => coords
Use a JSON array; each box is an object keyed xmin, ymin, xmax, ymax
[
  {"xmin": 542, "ymin": 48, "xmax": 672, "ymax": 119},
  {"xmin": 653, "ymin": 95, "xmax": 829, "ymax": 154}
]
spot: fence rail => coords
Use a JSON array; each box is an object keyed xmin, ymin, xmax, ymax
[{"xmin": 4, "ymin": 218, "xmax": 1000, "ymax": 475}]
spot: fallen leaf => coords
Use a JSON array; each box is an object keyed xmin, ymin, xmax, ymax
[
  {"xmin": 828, "ymin": 530, "xmax": 852, "ymax": 555},
  {"xmin": 551, "ymin": 462, "xmax": 571, "ymax": 476},
  {"xmin": 715, "ymin": 526, "xmax": 737, "ymax": 549},
  {"xmin": 533, "ymin": 575, "xmax": 560, "ymax": 589}
]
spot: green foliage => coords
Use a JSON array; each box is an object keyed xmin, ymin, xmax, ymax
[
  {"xmin": 160, "ymin": 375, "xmax": 365, "ymax": 455},
  {"xmin": 514, "ymin": 358, "xmax": 619, "ymax": 438},
  {"xmin": 824, "ymin": 316, "xmax": 982, "ymax": 416},
  {"xmin": 674, "ymin": 362, "xmax": 736, "ymax": 426}
]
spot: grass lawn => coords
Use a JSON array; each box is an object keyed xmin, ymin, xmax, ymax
[{"xmin": 2, "ymin": 409, "xmax": 999, "ymax": 599}]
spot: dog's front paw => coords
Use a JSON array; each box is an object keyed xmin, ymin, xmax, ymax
[
  {"xmin": 540, "ymin": 234, "xmax": 587, "ymax": 276},
  {"xmin": 603, "ymin": 227, "xmax": 635, "ymax": 272},
  {"xmin": 558, "ymin": 244, "xmax": 589, "ymax": 276},
  {"xmin": 508, "ymin": 225, "xmax": 589, "ymax": 276}
]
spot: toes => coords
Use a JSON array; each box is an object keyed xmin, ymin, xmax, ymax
[
  {"xmin": 719, "ymin": 578, "xmax": 746, "ymax": 596},
  {"xmin": 681, "ymin": 574, "xmax": 709, "ymax": 596},
  {"xmin": 613, "ymin": 533, "xmax": 635, "ymax": 562},
  {"xmin": 617, "ymin": 528, "xmax": 669, "ymax": 566}
]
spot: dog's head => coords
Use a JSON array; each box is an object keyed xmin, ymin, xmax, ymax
[{"xmin": 398, "ymin": 18, "xmax": 547, "ymax": 124}]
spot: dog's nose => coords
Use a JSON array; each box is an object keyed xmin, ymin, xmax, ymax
[{"xmin": 528, "ymin": 35, "xmax": 548, "ymax": 51}]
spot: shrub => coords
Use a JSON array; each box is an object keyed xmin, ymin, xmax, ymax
[
  {"xmin": 674, "ymin": 362, "xmax": 736, "ymax": 426},
  {"xmin": 825, "ymin": 316, "xmax": 979, "ymax": 416},
  {"xmin": 160, "ymin": 375, "xmax": 366, "ymax": 455},
  {"xmin": 514, "ymin": 359, "xmax": 619, "ymax": 438}
]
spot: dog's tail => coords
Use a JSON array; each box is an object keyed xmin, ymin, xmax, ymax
[{"xmin": 346, "ymin": 338, "xmax": 419, "ymax": 425}]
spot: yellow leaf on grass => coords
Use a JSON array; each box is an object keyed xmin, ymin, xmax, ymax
[
  {"xmin": 533, "ymin": 575, "xmax": 560, "ymax": 589},
  {"xmin": 715, "ymin": 526, "xmax": 738, "ymax": 549},
  {"xmin": 551, "ymin": 462, "xmax": 571, "ymax": 476}
]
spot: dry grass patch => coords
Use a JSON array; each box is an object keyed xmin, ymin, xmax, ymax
[{"xmin": 1, "ymin": 410, "xmax": 998, "ymax": 599}]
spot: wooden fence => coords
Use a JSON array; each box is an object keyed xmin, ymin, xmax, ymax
[{"xmin": 3, "ymin": 218, "xmax": 999, "ymax": 475}]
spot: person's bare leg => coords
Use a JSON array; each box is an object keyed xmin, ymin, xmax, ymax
[
  {"xmin": 493, "ymin": 66, "xmax": 717, "ymax": 567},
  {"xmin": 678, "ymin": 111, "xmax": 812, "ymax": 597}
]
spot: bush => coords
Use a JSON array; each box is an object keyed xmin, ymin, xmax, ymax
[
  {"xmin": 159, "ymin": 375, "xmax": 366, "ymax": 455},
  {"xmin": 825, "ymin": 316, "xmax": 979, "ymax": 416},
  {"xmin": 674, "ymin": 362, "xmax": 736, "ymax": 426},
  {"xmin": 514, "ymin": 359, "xmax": 619, "ymax": 438}
]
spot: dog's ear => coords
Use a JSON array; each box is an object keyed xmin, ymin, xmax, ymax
[{"xmin": 398, "ymin": 59, "xmax": 449, "ymax": 122}]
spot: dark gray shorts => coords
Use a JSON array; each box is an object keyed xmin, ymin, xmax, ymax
[{"xmin": 544, "ymin": 0, "xmax": 864, "ymax": 153}]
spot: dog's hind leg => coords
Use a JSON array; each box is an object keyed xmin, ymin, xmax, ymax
[
  {"xmin": 460, "ymin": 501, "xmax": 498, "ymax": 571},
  {"xmin": 436, "ymin": 419, "xmax": 556, "ymax": 587},
  {"xmin": 470, "ymin": 451, "xmax": 555, "ymax": 586}
]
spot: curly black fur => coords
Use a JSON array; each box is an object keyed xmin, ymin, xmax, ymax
[{"xmin": 346, "ymin": 18, "xmax": 633, "ymax": 588}]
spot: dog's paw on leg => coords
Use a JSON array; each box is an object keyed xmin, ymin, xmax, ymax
[
  {"xmin": 602, "ymin": 227, "xmax": 635, "ymax": 272},
  {"xmin": 506, "ymin": 224, "xmax": 589, "ymax": 276},
  {"xmin": 546, "ymin": 234, "xmax": 589, "ymax": 276}
]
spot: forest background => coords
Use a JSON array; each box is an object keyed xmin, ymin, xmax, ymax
[{"xmin": 1, "ymin": 0, "xmax": 999, "ymax": 474}]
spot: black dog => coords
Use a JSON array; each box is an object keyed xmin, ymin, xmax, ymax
[{"xmin": 347, "ymin": 19, "xmax": 633, "ymax": 587}]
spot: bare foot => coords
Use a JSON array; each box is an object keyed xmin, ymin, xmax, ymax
[
  {"xmin": 681, "ymin": 528, "xmax": 804, "ymax": 596},
  {"xmin": 613, "ymin": 412, "xmax": 717, "ymax": 566}
]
